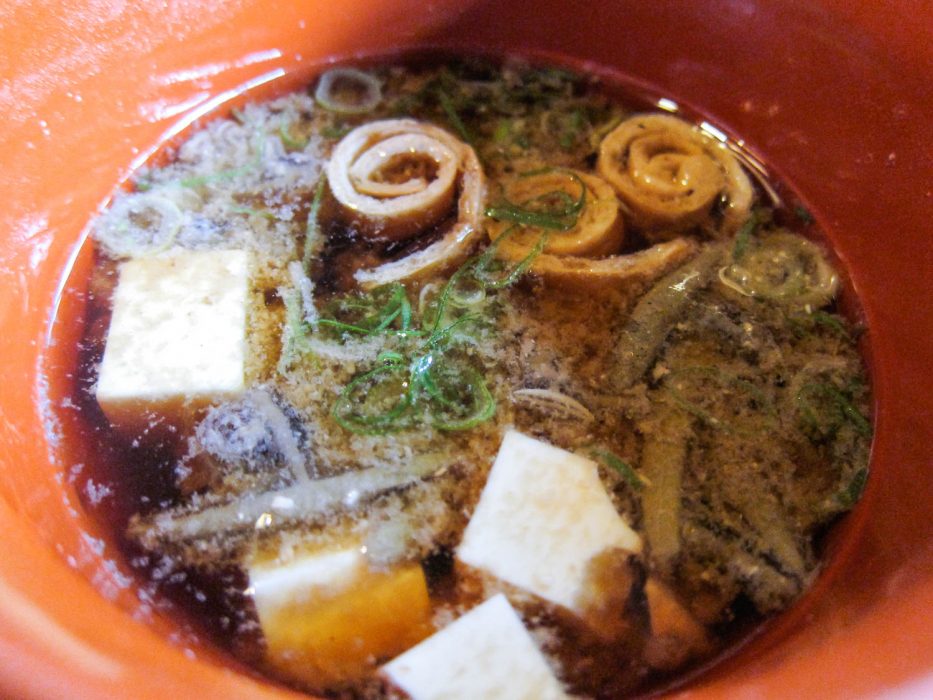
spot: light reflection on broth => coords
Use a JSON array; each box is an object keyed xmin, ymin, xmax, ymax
[{"xmin": 71, "ymin": 56, "xmax": 871, "ymax": 698}]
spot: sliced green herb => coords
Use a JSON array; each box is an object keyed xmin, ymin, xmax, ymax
[
  {"xmin": 437, "ymin": 88, "xmax": 473, "ymax": 145},
  {"xmin": 277, "ymin": 288, "xmax": 310, "ymax": 374},
  {"xmin": 795, "ymin": 205, "xmax": 815, "ymax": 225},
  {"xmin": 179, "ymin": 127, "xmax": 264, "ymax": 189},
  {"xmin": 485, "ymin": 170, "xmax": 587, "ymax": 231},
  {"xmin": 493, "ymin": 119, "xmax": 511, "ymax": 144},
  {"xmin": 231, "ymin": 206, "xmax": 275, "ymax": 219},
  {"xmin": 318, "ymin": 283, "xmax": 417, "ymax": 339},
  {"xmin": 836, "ymin": 467, "xmax": 868, "ymax": 508},
  {"xmin": 331, "ymin": 362, "xmax": 414, "ymax": 435},
  {"xmin": 430, "ymin": 365, "xmax": 495, "ymax": 431},
  {"xmin": 321, "ymin": 124, "xmax": 351, "ymax": 140},
  {"xmin": 664, "ymin": 366, "xmax": 774, "ymax": 432},
  {"xmin": 797, "ymin": 381, "xmax": 871, "ymax": 438},
  {"xmin": 293, "ymin": 208, "xmax": 553, "ymax": 436},
  {"xmin": 811, "ymin": 310, "xmax": 849, "ymax": 336},
  {"xmin": 278, "ymin": 124, "xmax": 308, "ymax": 150},
  {"xmin": 591, "ymin": 449, "xmax": 646, "ymax": 491},
  {"xmin": 732, "ymin": 211, "xmax": 759, "ymax": 261},
  {"xmin": 303, "ymin": 176, "xmax": 327, "ymax": 273},
  {"xmin": 474, "ymin": 226, "xmax": 549, "ymax": 290}
]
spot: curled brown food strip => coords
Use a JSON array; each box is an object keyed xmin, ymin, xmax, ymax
[
  {"xmin": 488, "ymin": 169, "xmax": 624, "ymax": 258},
  {"xmin": 487, "ymin": 169, "xmax": 693, "ymax": 292},
  {"xmin": 597, "ymin": 114, "xmax": 753, "ymax": 238},
  {"xmin": 527, "ymin": 238, "xmax": 697, "ymax": 292},
  {"xmin": 326, "ymin": 119, "xmax": 486, "ymax": 288}
]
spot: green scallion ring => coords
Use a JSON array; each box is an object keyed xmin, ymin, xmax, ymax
[{"xmin": 315, "ymin": 67, "xmax": 382, "ymax": 114}]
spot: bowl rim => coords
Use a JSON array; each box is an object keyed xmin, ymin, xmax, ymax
[{"xmin": 1, "ymin": 1, "xmax": 931, "ymax": 698}]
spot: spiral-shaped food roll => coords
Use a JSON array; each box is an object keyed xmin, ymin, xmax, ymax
[
  {"xmin": 487, "ymin": 169, "xmax": 624, "ymax": 258},
  {"xmin": 326, "ymin": 119, "xmax": 485, "ymax": 287},
  {"xmin": 597, "ymin": 114, "xmax": 753, "ymax": 238},
  {"xmin": 486, "ymin": 169, "xmax": 692, "ymax": 291},
  {"xmin": 718, "ymin": 231, "xmax": 839, "ymax": 308}
]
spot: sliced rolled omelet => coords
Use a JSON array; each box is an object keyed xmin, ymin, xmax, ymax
[
  {"xmin": 597, "ymin": 114, "xmax": 753, "ymax": 238},
  {"xmin": 486, "ymin": 168, "xmax": 696, "ymax": 291},
  {"xmin": 326, "ymin": 118, "xmax": 486, "ymax": 288}
]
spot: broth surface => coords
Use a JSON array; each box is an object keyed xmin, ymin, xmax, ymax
[{"xmin": 72, "ymin": 57, "xmax": 871, "ymax": 698}]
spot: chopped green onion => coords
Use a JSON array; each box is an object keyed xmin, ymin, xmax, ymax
[
  {"xmin": 318, "ymin": 213, "xmax": 547, "ymax": 436},
  {"xmin": 277, "ymin": 288, "xmax": 310, "ymax": 374},
  {"xmin": 493, "ymin": 119, "xmax": 511, "ymax": 144},
  {"xmin": 795, "ymin": 205, "xmax": 815, "ymax": 225},
  {"xmin": 425, "ymin": 363, "xmax": 496, "ymax": 431},
  {"xmin": 475, "ymin": 226, "xmax": 550, "ymax": 289},
  {"xmin": 316, "ymin": 318, "xmax": 379, "ymax": 335},
  {"xmin": 720, "ymin": 231, "xmax": 839, "ymax": 308},
  {"xmin": 278, "ymin": 124, "xmax": 308, "ymax": 150},
  {"xmin": 424, "ymin": 313, "xmax": 481, "ymax": 350},
  {"xmin": 179, "ymin": 164, "xmax": 252, "ymax": 189},
  {"xmin": 796, "ymin": 382, "xmax": 872, "ymax": 438},
  {"xmin": 179, "ymin": 127, "xmax": 264, "ymax": 189},
  {"xmin": 485, "ymin": 169, "xmax": 587, "ymax": 231},
  {"xmin": 556, "ymin": 108, "xmax": 586, "ymax": 149},
  {"xmin": 231, "ymin": 206, "xmax": 275, "ymax": 219},
  {"xmin": 409, "ymin": 353, "xmax": 446, "ymax": 402},
  {"xmin": 811, "ymin": 310, "xmax": 849, "ymax": 336},
  {"xmin": 421, "ymin": 260, "xmax": 485, "ymax": 339},
  {"xmin": 321, "ymin": 124, "xmax": 351, "ymax": 140},
  {"xmin": 303, "ymin": 176, "xmax": 327, "ymax": 273},
  {"xmin": 331, "ymin": 363, "xmax": 413, "ymax": 434},
  {"xmin": 590, "ymin": 449, "xmax": 646, "ymax": 491},
  {"xmin": 437, "ymin": 88, "xmax": 473, "ymax": 144},
  {"xmin": 434, "ymin": 381, "xmax": 495, "ymax": 430},
  {"xmin": 376, "ymin": 350, "xmax": 406, "ymax": 364},
  {"xmin": 484, "ymin": 203, "xmax": 573, "ymax": 230},
  {"xmin": 836, "ymin": 467, "xmax": 868, "ymax": 508},
  {"xmin": 664, "ymin": 366, "xmax": 774, "ymax": 431},
  {"xmin": 732, "ymin": 211, "xmax": 758, "ymax": 261},
  {"xmin": 318, "ymin": 283, "xmax": 417, "ymax": 339},
  {"xmin": 92, "ymin": 193, "xmax": 183, "ymax": 259},
  {"xmin": 315, "ymin": 68, "xmax": 382, "ymax": 114}
]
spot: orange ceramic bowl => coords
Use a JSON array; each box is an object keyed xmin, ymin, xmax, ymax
[{"xmin": 1, "ymin": 1, "xmax": 930, "ymax": 698}]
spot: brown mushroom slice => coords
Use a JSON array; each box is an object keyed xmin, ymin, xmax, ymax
[
  {"xmin": 488, "ymin": 169, "xmax": 624, "ymax": 258},
  {"xmin": 597, "ymin": 114, "xmax": 753, "ymax": 238},
  {"xmin": 326, "ymin": 119, "xmax": 486, "ymax": 288}
]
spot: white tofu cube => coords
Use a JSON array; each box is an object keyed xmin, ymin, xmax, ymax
[
  {"xmin": 381, "ymin": 593, "xmax": 568, "ymax": 700},
  {"xmin": 457, "ymin": 429, "xmax": 641, "ymax": 613},
  {"xmin": 250, "ymin": 545, "xmax": 367, "ymax": 614},
  {"xmin": 248, "ymin": 541, "xmax": 432, "ymax": 687},
  {"xmin": 95, "ymin": 249, "xmax": 249, "ymax": 435}
]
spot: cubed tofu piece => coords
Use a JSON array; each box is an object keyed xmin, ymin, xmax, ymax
[
  {"xmin": 381, "ymin": 593, "xmax": 568, "ymax": 700},
  {"xmin": 457, "ymin": 429, "xmax": 641, "ymax": 613},
  {"xmin": 95, "ymin": 249, "xmax": 249, "ymax": 435},
  {"xmin": 249, "ymin": 541, "xmax": 433, "ymax": 688}
]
